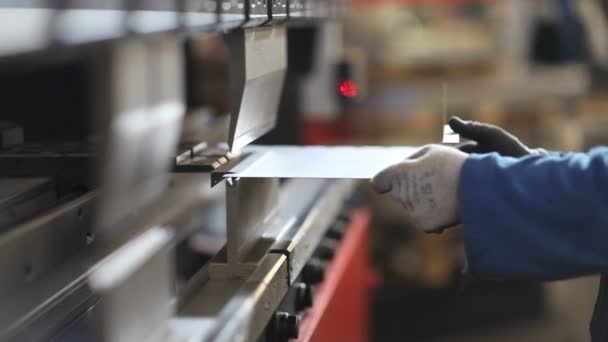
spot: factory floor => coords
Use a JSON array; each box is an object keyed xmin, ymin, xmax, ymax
[{"xmin": 435, "ymin": 276, "xmax": 599, "ymax": 342}]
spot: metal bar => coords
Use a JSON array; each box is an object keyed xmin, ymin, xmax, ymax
[
  {"xmin": 1, "ymin": 255, "xmax": 96, "ymax": 341},
  {"xmin": 0, "ymin": 191, "xmax": 96, "ymax": 296},
  {"xmin": 215, "ymin": 254, "xmax": 289, "ymax": 342},
  {"xmin": 0, "ymin": 2, "xmax": 221, "ymax": 59},
  {"xmin": 270, "ymin": 179, "xmax": 354, "ymax": 284},
  {"xmin": 224, "ymin": 177, "xmax": 279, "ymax": 267},
  {"xmin": 0, "ymin": 191, "xmax": 96, "ymax": 340},
  {"xmin": 89, "ymin": 226, "xmax": 175, "ymax": 342},
  {"xmin": 0, "ymin": 177, "xmax": 57, "ymax": 232},
  {"xmin": 93, "ymin": 37, "xmax": 185, "ymax": 244},
  {"xmin": 176, "ymin": 253, "xmax": 289, "ymax": 342}
]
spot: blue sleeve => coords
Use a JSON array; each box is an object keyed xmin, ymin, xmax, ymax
[{"xmin": 459, "ymin": 147, "xmax": 608, "ymax": 281}]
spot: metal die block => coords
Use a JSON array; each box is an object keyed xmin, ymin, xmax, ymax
[
  {"xmin": 178, "ymin": 253, "xmax": 289, "ymax": 342},
  {"xmin": 235, "ymin": 253, "xmax": 289, "ymax": 342},
  {"xmin": 226, "ymin": 177, "xmax": 279, "ymax": 265},
  {"xmin": 271, "ymin": 179, "xmax": 354, "ymax": 284}
]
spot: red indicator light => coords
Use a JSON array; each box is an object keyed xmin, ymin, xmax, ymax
[{"xmin": 338, "ymin": 80, "xmax": 358, "ymax": 98}]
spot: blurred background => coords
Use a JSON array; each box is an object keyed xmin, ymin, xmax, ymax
[{"xmin": 296, "ymin": 0, "xmax": 608, "ymax": 341}]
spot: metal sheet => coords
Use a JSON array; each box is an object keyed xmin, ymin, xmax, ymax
[
  {"xmin": 442, "ymin": 124, "xmax": 460, "ymax": 144},
  {"xmin": 225, "ymin": 145, "xmax": 417, "ymax": 179}
]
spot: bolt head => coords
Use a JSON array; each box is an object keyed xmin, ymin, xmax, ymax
[
  {"xmin": 295, "ymin": 283, "xmax": 313, "ymax": 311},
  {"xmin": 275, "ymin": 312, "xmax": 300, "ymax": 339}
]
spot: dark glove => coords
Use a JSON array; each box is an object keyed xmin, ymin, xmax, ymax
[{"xmin": 448, "ymin": 116, "xmax": 546, "ymax": 157}]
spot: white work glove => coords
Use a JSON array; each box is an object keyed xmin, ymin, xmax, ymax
[{"xmin": 371, "ymin": 144, "xmax": 467, "ymax": 233}]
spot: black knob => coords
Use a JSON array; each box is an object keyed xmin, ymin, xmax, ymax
[
  {"xmin": 275, "ymin": 312, "xmax": 300, "ymax": 340},
  {"xmin": 294, "ymin": 283, "xmax": 313, "ymax": 312},
  {"xmin": 301, "ymin": 258, "xmax": 326, "ymax": 284},
  {"xmin": 316, "ymin": 238, "xmax": 338, "ymax": 260}
]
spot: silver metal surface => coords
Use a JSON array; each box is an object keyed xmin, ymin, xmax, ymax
[
  {"xmin": 226, "ymin": 27, "xmax": 287, "ymax": 152},
  {"xmin": 244, "ymin": 0, "xmax": 269, "ymax": 27},
  {"xmin": 442, "ymin": 125, "xmax": 460, "ymax": 144},
  {"xmin": 225, "ymin": 178, "xmax": 279, "ymax": 264},
  {"xmin": 174, "ymin": 178, "xmax": 354, "ymax": 342},
  {"xmin": 0, "ymin": 192, "xmax": 96, "ymax": 340},
  {"xmin": 211, "ymin": 254, "xmax": 289, "ymax": 342},
  {"xmin": 177, "ymin": 253, "xmax": 289, "ymax": 342},
  {"xmin": 89, "ymin": 173, "xmax": 223, "ymax": 341},
  {"xmin": 0, "ymin": 192, "xmax": 95, "ymax": 297},
  {"xmin": 0, "ymin": 4, "xmax": 218, "ymax": 57},
  {"xmin": 0, "ymin": 177, "xmax": 56, "ymax": 231},
  {"xmin": 0, "ymin": 173, "xmax": 218, "ymax": 341},
  {"xmin": 208, "ymin": 176, "xmax": 285, "ymax": 278},
  {"xmin": 0, "ymin": 178, "xmax": 53, "ymax": 210},
  {"xmin": 219, "ymin": 145, "xmax": 417, "ymax": 179},
  {"xmin": 271, "ymin": 179, "xmax": 354, "ymax": 284},
  {"xmin": 93, "ymin": 37, "xmax": 185, "ymax": 243},
  {"xmin": 1, "ymin": 253, "xmax": 96, "ymax": 342},
  {"xmin": 0, "ymin": 0, "xmax": 338, "ymax": 59},
  {"xmin": 0, "ymin": 175, "xmax": 353, "ymax": 341},
  {"xmin": 89, "ymin": 226, "xmax": 175, "ymax": 342},
  {"xmin": 269, "ymin": 0, "xmax": 287, "ymax": 23}
]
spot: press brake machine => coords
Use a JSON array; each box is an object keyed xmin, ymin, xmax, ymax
[{"xmin": 0, "ymin": 0, "xmax": 388, "ymax": 341}]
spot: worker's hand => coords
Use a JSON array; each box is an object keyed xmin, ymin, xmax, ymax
[
  {"xmin": 449, "ymin": 116, "xmax": 547, "ymax": 157},
  {"xmin": 371, "ymin": 145, "xmax": 467, "ymax": 233}
]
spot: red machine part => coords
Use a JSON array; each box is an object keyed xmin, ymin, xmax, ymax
[{"xmin": 296, "ymin": 208, "xmax": 380, "ymax": 342}]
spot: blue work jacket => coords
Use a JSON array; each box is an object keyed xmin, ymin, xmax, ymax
[{"xmin": 459, "ymin": 147, "xmax": 608, "ymax": 341}]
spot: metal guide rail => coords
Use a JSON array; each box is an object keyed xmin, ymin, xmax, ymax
[{"xmin": 0, "ymin": 0, "xmax": 347, "ymax": 61}]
